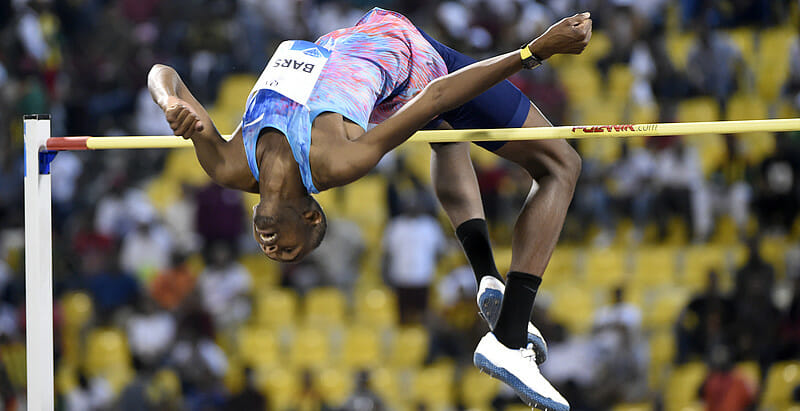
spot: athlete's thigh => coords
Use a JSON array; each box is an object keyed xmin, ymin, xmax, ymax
[{"xmin": 491, "ymin": 104, "xmax": 577, "ymax": 180}]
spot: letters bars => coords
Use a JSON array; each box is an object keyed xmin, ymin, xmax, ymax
[{"xmin": 45, "ymin": 119, "xmax": 800, "ymax": 150}]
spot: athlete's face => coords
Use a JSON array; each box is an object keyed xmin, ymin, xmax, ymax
[{"xmin": 252, "ymin": 200, "xmax": 326, "ymax": 263}]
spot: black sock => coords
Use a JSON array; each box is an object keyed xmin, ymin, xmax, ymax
[
  {"xmin": 493, "ymin": 271, "xmax": 542, "ymax": 349},
  {"xmin": 455, "ymin": 218, "xmax": 503, "ymax": 283}
]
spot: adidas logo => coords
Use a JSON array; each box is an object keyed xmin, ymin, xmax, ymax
[{"xmin": 303, "ymin": 48, "xmax": 323, "ymax": 58}]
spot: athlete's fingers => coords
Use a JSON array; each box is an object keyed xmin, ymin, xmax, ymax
[
  {"xmin": 174, "ymin": 112, "xmax": 197, "ymax": 137},
  {"xmin": 170, "ymin": 106, "xmax": 190, "ymax": 130}
]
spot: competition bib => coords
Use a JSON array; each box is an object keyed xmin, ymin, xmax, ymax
[{"xmin": 250, "ymin": 40, "xmax": 331, "ymax": 106}]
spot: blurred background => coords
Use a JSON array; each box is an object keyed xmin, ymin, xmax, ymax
[{"xmin": 1, "ymin": 0, "xmax": 800, "ymax": 410}]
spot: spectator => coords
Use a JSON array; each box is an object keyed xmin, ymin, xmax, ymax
[
  {"xmin": 700, "ymin": 344, "xmax": 756, "ymax": 411},
  {"xmin": 588, "ymin": 287, "xmax": 648, "ymax": 405},
  {"xmin": 304, "ymin": 217, "xmax": 365, "ymax": 291},
  {"xmin": 295, "ymin": 369, "xmax": 329, "ymax": 411},
  {"xmin": 164, "ymin": 184, "xmax": 200, "ymax": 254},
  {"xmin": 149, "ymin": 253, "xmax": 197, "ymax": 311},
  {"xmin": 197, "ymin": 241, "xmax": 251, "ymax": 329},
  {"xmin": 342, "ymin": 370, "xmax": 385, "ymax": 411},
  {"xmin": 382, "ymin": 199, "xmax": 446, "ymax": 324},
  {"xmin": 224, "ymin": 368, "xmax": 267, "ymax": 411},
  {"xmin": 652, "ymin": 139, "xmax": 708, "ymax": 240},
  {"xmin": 610, "ymin": 142, "xmax": 656, "ymax": 239},
  {"xmin": 125, "ymin": 296, "xmax": 177, "ymax": 367},
  {"xmin": 83, "ymin": 250, "xmax": 140, "ymax": 317},
  {"xmin": 677, "ymin": 270, "xmax": 735, "ymax": 363},
  {"xmin": 119, "ymin": 219, "xmax": 173, "ymax": 283},
  {"xmin": 63, "ymin": 372, "xmax": 114, "ymax": 411},
  {"xmin": 777, "ymin": 276, "xmax": 800, "ymax": 360},
  {"xmin": 686, "ymin": 24, "xmax": 745, "ymax": 105},
  {"xmin": 195, "ymin": 182, "xmax": 244, "ymax": 247}
]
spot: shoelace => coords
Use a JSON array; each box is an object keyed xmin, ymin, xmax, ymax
[{"xmin": 520, "ymin": 343, "xmax": 537, "ymax": 363}]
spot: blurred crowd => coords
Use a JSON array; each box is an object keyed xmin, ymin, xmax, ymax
[{"xmin": 2, "ymin": 0, "xmax": 800, "ymax": 410}]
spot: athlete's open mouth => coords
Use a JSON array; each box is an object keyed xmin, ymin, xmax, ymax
[{"xmin": 259, "ymin": 232, "xmax": 277, "ymax": 244}]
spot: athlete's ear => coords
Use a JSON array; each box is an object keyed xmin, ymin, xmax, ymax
[{"xmin": 303, "ymin": 209, "xmax": 323, "ymax": 225}]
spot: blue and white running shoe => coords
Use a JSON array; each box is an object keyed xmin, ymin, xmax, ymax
[
  {"xmin": 477, "ymin": 276, "xmax": 548, "ymax": 364},
  {"xmin": 474, "ymin": 332, "xmax": 569, "ymax": 411}
]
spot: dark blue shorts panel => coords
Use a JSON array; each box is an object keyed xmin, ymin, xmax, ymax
[{"xmin": 418, "ymin": 29, "xmax": 530, "ymax": 151}]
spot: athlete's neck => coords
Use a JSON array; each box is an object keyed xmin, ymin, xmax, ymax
[{"xmin": 256, "ymin": 129, "xmax": 308, "ymax": 208}]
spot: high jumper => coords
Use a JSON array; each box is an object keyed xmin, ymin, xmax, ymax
[{"xmin": 147, "ymin": 8, "xmax": 591, "ymax": 410}]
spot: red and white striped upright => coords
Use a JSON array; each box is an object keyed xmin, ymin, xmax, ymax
[{"xmin": 23, "ymin": 114, "xmax": 55, "ymax": 411}]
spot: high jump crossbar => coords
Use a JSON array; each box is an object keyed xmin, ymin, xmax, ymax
[
  {"xmin": 44, "ymin": 118, "xmax": 800, "ymax": 150},
  {"xmin": 22, "ymin": 114, "xmax": 800, "ymax": 410}
]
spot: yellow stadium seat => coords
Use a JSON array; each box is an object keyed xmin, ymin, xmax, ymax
[
  {"xmin": 84, "ymin": 328, "xmax": 131, "ymax": 377},
  {"xmin": 756, "ymin": 27, "xmax": 793, "ymax": 101},
  {"xmin": 61, "ymin": 292, "xmax": 93, "ymax": 331},
  {"xmin": 239, "ymin": 253, "xmax": 280, "ymax": 291},
  {"xmin": 354, "ymin": 288, "xmax": 397, "ymax": 328},
  {"xmin": 56, "ymin": 363, "xmax": 77, "ymax": 394},
  {"xmin": 559, "ymin": 64, "xmax": 602, "ymax": 102},
  {"xmin": 649, "ymin": 331, "xmax": 676, "ymax": 388},
  {"xmin": 304, "ymin": 287, "xmax": 347, "ymax": 328},
  {"xmin": 161, "ymin": 148, "xmax": 209, "ymax": 186},
  {"xmin": 0, "ymin": 342, "xmax": 26, "ymax": 389},
  {"xmin": 370, "ymin": 367, "xmax": 402, "ymax": 408},
  {"xmin": 146, "ymin": 176, "xmax": 182, "ymax": 213},
  {"xmin": 760, "ymin": 236, "xmax": 789, "ymax": 277},
  {"xmin": 549, "ymin": 285, "xmax": 594, "ymax": 334},
  {"xmin": 735, "ymin": 361, "xmax": 761, "ymax": 392},
  {"xmin": 341, "ymin": 326, "xmax": 382, "ymax": 368},
  {"xmin": 725, "ymin": 28, "xmax": 755, "ymax": 65},
  {"xmin": 613, "ymin": 403, "xmax": 654, "ymax": 411},
  {"xmin": 608, "ymin": 64, "xmax": 634, "ymax": 99},
  {"xmin": 644, "ymin": 288, "xmax": 689, "ymax": 331},
  {"xmin": 665, "ymin": 362, "xmax": 708, "ymax": 411},
  {"xmin": 460, "ymin": 368, "xmax": 500, "ymax": 410},
  {"xmin": 543, "ymin": 246, "xmax": 579, "ymax": 287},
  {"xmin": 726, "ymin": 93, "xmax": 767, "ymax": 121},
  {"xmin": 289, "ymin": 327, "xmax": 332, "ymax": 369},
  {"xmin": 253, "ymin": 288, "xmax": 297, "ymax": 330},
  {"xmin": 683, "ymin": 244, "xmax": 727, "ymax": 291},
  {"xmin": 238, "ymin": 326, "xmax": 280, "ymax": 367},
  {"xmin": 389, "ymin": 326, "xmax": 429, "ymax": 368},
  {"xmin": 677, "ymin": 97, "xmax": 720, "ymax": 122},
  {"xmin": 215, "ymin": 74, "xmax": 257, "ymax": 111},
  {"xmin": 579, "ymin": 31, "xmax": 611, "ymax": 63},
  {"xmin": 315, "ymin": 367, "xmax": 353, "ymax": 406},
  {"xmin": 666, "ymin": 33, "xmax": 695, "ymax": 69},
  {"xmin": 411, "ymin": 364, "xmax": 455, "ymax": 408},
  {"xmin": 260, "ymin": 367, "xmax": 300, "ymax": 410},
  {"xmin": 584, "ymin": 248, "xmax": 627, "ymax": 289},
  {"xmin": 761, "ymin": 361, "xmax": 800, "ymax": 409},
  {"xmin": 631, "ymin": 247, "xmax": 677, "ymax": 289}
]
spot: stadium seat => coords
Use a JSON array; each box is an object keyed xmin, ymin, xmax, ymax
[
  {"xmin": 543, "ymin": 246, "xmax": 579, "ymax": 287},
  {"xmin": 303, "ymin": 287, "xmax": 347, "ymax": 328},
  {"xmin": 631, "ymin": 247, "xmax": 677, "ymax": 289},
  {"xmin": 664, "ymin": 362, "xmax": 708, "ymax": 411},
  {"xmin": 612, "ymin": 403, "xmax": 653, "ymax": 411},
  {"xmin": 559, "ymin": 64, "xmax": 602, "ymax": 102},
  {"xmin": 62, "ymin": 291, "xmax": 93, "ymax": 331},
  {"xmin": 369, "ymin": 367, "xmax": 402, "ymax": 408},
  {"xmin": 460, "ymin": 368, "xmax": 500, "ymax": 410},
  {"xmin": 315, "ymin": 367, "xmax": 353, "ymax": 406},
  {"xmin": 677, "ymin": 97, "xmax": 720, "ymax": 122},
  {"xmin": 354, "ymin": 288, "xmax": 398, "ymax": 328},
  {"xmin": 759, "ymin": 236, "xmax": 789, "ymax": 277},
  {"xmin": 735, "ymin": 361, "xmax": 761, "ymax": 391},
  {"xmin": 254, "ymin": 288, "xmax": 297, "ymax": 330},
  {"xmin": 239, "ymin": 253, "xmax": 280, "ymax": 291},
  {"xmin": 579, "ymin": 30, "xmax": 611, "ymax": 63},
  {"xmin": 666, "ymin": 32, "xmax": 695, "ymax": 69},
  {"xmin": 214, "ymin": 74, "xmax": 257, "ymax": 111},
  {"xmin": 289, "ymin": 327, "xmax": 332, "ymax": 369},
  {"xmin": 683, "ymin": 244, "xmax": 727, "ymax": 291},
  {"xmin": 649, "ymin": 330, "xmax": 676, "ymax": 388},
  {"xmin": 584, "ymin": 248, "xmax": 627, "ymax": 289},
  {"xmin": 389, "ymin": 326, "xmax": 429, "ymax": 368},
  {"xmin": 725, "ymin": 28, "xmax": 756, "ymax": 66},
  {"xmin": 260, "ymin": 367, "xmax": 300, "ymax": 410},
  {"xmin": 84, "ymin": 328, "xmax": 131, "ymax": 377},
  {"xmin": 761, "ymin": 361, "xmax": 800, "ymax": 409},
  {"xmin": 756, "ymin": 26, "xmax": 793, "ymax": 101},
  {"xmin": 608, "ymin": 64, "xmax": 634, "ymax": 99},
  {"xmin": 644, "ymin": 287, "xmax": 690, "ymax": 331},
  {"xmin": 549, "ymin": 285, "xmax": 595, "ymax": 334},
  {"xmin": 0, "ymin": 342, "xmax": 26, "ymax": 389},
  {"xmin": 411, "ymin": 364, "xmax": 455, "ymax": 408},
  {"xmin": 341, "ymin": 326, "xmax": 382, "ymax": 368},
  {"xmin": 237, "ymin": 326, "xmax": 280, "ymax": 367}
]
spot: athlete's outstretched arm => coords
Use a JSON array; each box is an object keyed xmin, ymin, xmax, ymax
[
  {"xmin": 147, "ymin": 64, "xmax": 257, "ymax": 192},
  {"xmin": 318, "ymin": 13, "xmax": 591, "ymax": 189}
]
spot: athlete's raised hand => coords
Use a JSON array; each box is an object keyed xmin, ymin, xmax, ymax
[
  {"xmin": 527, "ymin": 12, "xmax": 592, "ymax": 60},
  {"xmin": 163, "ymin": 95, "xmax": 205, "ymax": 139}
]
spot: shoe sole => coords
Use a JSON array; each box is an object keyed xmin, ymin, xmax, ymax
[
  {"xmin": 478, "ymin": 289, "xmax": 548, "ymax": 365},
  {"xmin": 474, "ymin": 353, "xmax": 568, "ymax": 411}
]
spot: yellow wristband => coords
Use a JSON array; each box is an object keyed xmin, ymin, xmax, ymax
[
  {"xmin": 520, "ymin": 46, "xmax": 533, "ymax": 61},
  {"xmin": 519, "ymin": 44, "xmax": 542, "ymax": 69}
]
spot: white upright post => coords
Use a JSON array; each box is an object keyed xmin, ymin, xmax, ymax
[{"xmin": 23, "ymin": 114, "xmax": 54, "ymax": 411}]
